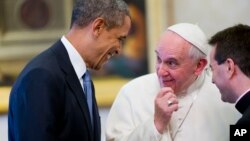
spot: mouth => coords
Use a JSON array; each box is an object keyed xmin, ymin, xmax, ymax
[
  {"xmin": 107, "ymin": 52, "xmax": 114, "ymax": 59},
  {"xmin": 94, "ymin": 50, "xmax": 118, "ymax": 70},
  {"xmin": 107, "ymin": 50, "xmax": 118, "ymax": 60},
  {"xmin": 161, "ymin": 78, "xmax": 175, "ymax": 87}
]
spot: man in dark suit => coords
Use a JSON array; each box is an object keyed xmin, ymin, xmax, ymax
[
  {"xmin": 209, "ymin": 24, "xmax": 250, "ymax": 125},
  {"xmin": 8, "ymin": 0, "xmax": 131, "ymax": 140}
]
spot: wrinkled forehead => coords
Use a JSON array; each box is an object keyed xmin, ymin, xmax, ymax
[{"xmin": 156, "ymin": 31, "xmax": 192, "ymax": 54}]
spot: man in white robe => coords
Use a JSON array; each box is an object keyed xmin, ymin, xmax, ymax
[{"xmin": 106, "ymin": 23, "xmax": 240, "ymax": 141}]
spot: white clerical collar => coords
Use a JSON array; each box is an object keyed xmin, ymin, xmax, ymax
[{"xmin": 235, "ymin": 88, "xmax": 250, "ymax": 105}]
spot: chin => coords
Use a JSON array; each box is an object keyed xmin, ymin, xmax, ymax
[
  {"xmin": 93, "ymin": 64, "xmax": 103, "ymax": 70},
  {"xmin": 94, "ymin": 59, "xmax": 107, "ymax": 70},
  {"xmin": 221, "ymin": 96, "xmax": 232, "ymax": 103},
  {"xmin": 161, "ymin": 83, "xmax": 174, "ymax": 89},
  {"xmin": 93, "ymin": 66, "xmax": 101, "ymax": 70},
  {"xmin": 96, "ymin": 67, "xmax": 101, "ymax": 71}
]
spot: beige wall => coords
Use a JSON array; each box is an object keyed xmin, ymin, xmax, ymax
[
  {"xmin": 0, "ymin": 0, "xmax": 72, "ymax": 76},
  {"xmin": 1, "ymin": 0, "xmax": 250, "ymax": 75},
  {"xmin": 146, "ymin": 0, "xmax": 250, "ymax": 73}
]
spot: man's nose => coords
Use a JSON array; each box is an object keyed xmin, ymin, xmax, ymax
[{"xmin": 157, "ymin": 63, "xmax": 169, "ymax": 75}]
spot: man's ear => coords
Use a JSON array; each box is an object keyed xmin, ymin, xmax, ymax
[
  {"xmin": 225, "ymin": 58, "xmax": 236, "ymax": 79},
  {"xmin": 194, "ymin": 58, "xmax": 208, "ymax": 75},
  {"xmin": 92, "ymin": 18, "xmax": 105, "ymax": 37}
]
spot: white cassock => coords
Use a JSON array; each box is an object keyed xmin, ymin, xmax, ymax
[{"xmin": 106, "ymin": 70, "xmax": 240, "ymax": 141}]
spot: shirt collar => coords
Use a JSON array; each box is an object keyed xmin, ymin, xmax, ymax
[
  {"xmin": 235, "ymin": 88, "xmax": 250, "ymax": 105},
  {"xmin": 61, "ymin": 36, "xmax": 87, "ymax": 79}
]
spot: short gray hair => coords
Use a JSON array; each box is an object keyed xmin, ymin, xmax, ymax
[
  {"xmin": 71, "ymin": 0, "xmax": 130, "ymax": 29},
  {"xmin": 188, "ymin": 45, "xmax": 207, "ymax": 61}
]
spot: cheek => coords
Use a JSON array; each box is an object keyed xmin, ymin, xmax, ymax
[
  {"xmin": 180, "ymin": 63, "xmax": 197, "ymax": 75},
  {"xmin": 109, "ymin": 38, "xmax": 119, "ymax": 46},
  {"xmin": 211, "ymin": 70, "xmax": 216, "ymax": 81},
  {"xmin": 175, "ymin": 74, "xmax": 187, "ymax": 86},
  {"xmin": 212, "ymin": 71, "xmax": 224, "ymax": 86}
]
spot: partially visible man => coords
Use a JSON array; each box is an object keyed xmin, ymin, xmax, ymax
[
  {"xmin": 209, "ymin": 24, "xmax": 250, "ymax": 125},
  {"xmin": 106, "ymin": 23, "xmax": 240, "ymax": 141},
  {"xmin": 8, "ymin": 0, "xmax": 131, "ymax": 141}
]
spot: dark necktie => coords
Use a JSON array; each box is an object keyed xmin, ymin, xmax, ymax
[{"xmin": 82, "ymin": 70, "xmax": 93, "ymax": 127}]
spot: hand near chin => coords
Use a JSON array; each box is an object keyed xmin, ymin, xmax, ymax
[{"xmin": 154, "ymin": 87, "xmax": 179, "ymax": 134}]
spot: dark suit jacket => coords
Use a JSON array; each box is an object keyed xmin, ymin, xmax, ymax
[
  {"xmin": 8, "ymin": 40, "xmax": 101, "ymax": 141},
  {"xmin": 235, "ymin": 91, "xmax": 250, "ymax": 125}
]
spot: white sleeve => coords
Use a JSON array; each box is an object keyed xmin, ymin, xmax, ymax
[{"xmin": 105, "ymin": 87, "xmax": 162, "ymax": 141}]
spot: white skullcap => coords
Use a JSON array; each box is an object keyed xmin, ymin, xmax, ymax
[{"xmin": 167, "ymin": 23, "xmax": 208, "ymax": 55}]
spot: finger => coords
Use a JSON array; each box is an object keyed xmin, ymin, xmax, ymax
[
  {"xmin": 162, "ymin": 87, "xmax": 174, "ymax": 93},
  {"xmin": 167, "ymin": 100, "xmax": 173, "ymax": 107},
  {"xmin": 167, "ymin": 96, "xmax": 178, "ymax": 112},
  {"xmin": 156, "ymin": 87, "xmax": 174, "ymax": 98},
  {"xmin": 167, "ymin": 97, "xmax": 178, "ymax": 107},
  {"xmin": 168, "ymin": 103, "xmax": 178, "ymax": 111},
  {"xmin": 167, "ymin": 97, "xmax": 178, "ymax": 105},
  {"xmin": 160, "ymin": 92, "xmax": 176, "ymax": 102}
]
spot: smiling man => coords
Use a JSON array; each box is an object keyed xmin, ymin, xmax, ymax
[
  {"xmin": 8, "ymin": 0, "xmax": 131, "ymax": 141},
  {"xmin": 209, "ymin": 24, "xmax": 250, "ymax": 125},
  {"xmin": 106, "ymin": 23, "xmax": 240, "ymax": 141}
]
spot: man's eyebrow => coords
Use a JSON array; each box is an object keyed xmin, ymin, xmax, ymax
[{"xmin": 120, "ymin": 36, "xmax": 127, "ymax": 39}]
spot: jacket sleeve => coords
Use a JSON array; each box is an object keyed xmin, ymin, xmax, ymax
[
  {"xmin": 8, "ymin": 68, "xmax": 64, "ymax": 141},
  {"xmin": 105, "ymin": 87, "xmax": 162, "ymax": 141}
]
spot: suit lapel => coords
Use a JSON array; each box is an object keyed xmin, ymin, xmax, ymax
[
  {"xmin": 91, "ymin": 81, "xmax": 101, "ymax": 141},
  {"xmin": 236, "ymin": 91, "xmax": 250, "ymax": 114},
  {"xmin": 51, "ymin": 40, "xmax": 93, "ymax": 138}
]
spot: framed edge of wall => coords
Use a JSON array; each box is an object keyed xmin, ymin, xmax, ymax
[
  {"xmin": 0, "ymin": 0, "xmax": 73, "ymax": 60},
  {"xmin": 145, "ymin": 0, "xmax": 170, "ymax": 73},
  {"xmin": 0, "ymin": 0, "xmax": 73, "ymax": 76}
]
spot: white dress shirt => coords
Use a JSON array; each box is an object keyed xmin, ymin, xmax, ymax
[{"xmin": 61, "ymin": 36, "xmax": 87, "ymax": 90}]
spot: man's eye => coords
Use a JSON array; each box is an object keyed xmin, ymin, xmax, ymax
[
  {"xmin": 166, "ymin": 61, "xmax": 178, "ymax": 68},
  {"xmin": 168, "ymin": 61, "xmax": 176, "ymax": 66}
]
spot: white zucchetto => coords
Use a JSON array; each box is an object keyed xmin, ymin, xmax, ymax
[{"xmin": 168, "ymin": 23, "xmax": 208, "ymax": 56}]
